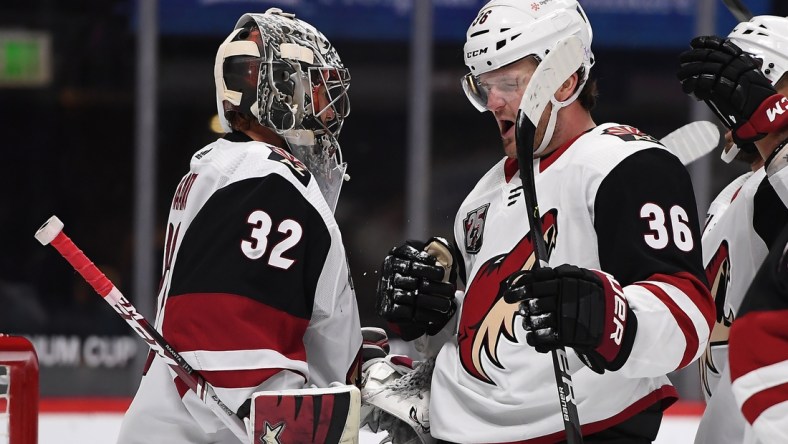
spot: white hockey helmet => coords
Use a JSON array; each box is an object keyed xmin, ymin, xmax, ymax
[
  {"xmin": 728, "ymin": 15, "xmax": 788, "ymax": 85},
  {"xmin": 462, "ymin": 0, "xmax": 594, "ymax": 111},
  {"xmin": 214, "ymin": 8, "xmax": 350, "ymax": 138},
  {"xmin": 721, "ymin": 15, "xmax": 788, "ymax": 162}
]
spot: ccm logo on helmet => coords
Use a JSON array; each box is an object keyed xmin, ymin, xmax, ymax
[{"xmin": 467, "ymin": 48, "xmax": 488, "ymax": 58}]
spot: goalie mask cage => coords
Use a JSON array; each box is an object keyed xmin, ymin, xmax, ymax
[{"xmin": 0, "ymin": 335, "xmax": 38, "ymax": 444}]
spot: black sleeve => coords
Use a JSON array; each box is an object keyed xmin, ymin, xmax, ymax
[
  {"xmin": 594, "ymin": 148, "xmax": 707, "ymax": 287},
  {"xmin": 753, "ymin": 178, "xmax": 788, "ymax": 248},
  {"xmin": 738, "ymin": 225, "xmax": 788, "ymax": 316},
  {"xmin": 169, "ymin": 175, "xmax": 331, "ymax": 320}
]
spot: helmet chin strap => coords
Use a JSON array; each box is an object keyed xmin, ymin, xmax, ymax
[
  {"xmin": 533, "ymin": 73, "xmax": 587, "ymax": 156},
  {"xmin": 720, "ymin": 143, "xmax": 741, "ymax": 164}
]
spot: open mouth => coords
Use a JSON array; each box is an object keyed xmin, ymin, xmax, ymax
[{"xmin": 500, "ymin": 119, "xmax": 515, "ymax": 137}]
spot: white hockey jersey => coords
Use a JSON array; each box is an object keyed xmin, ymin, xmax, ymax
[
  {"xmin": 730, "ymin": 165, "xmax": 788, "ymax": 444},
  {"xmin": 119, "ymin": 133, "xmax": 362, "ymax": 440},
  {"xmin": 695, "ymin": 169, "xmax": 767, "ymax": 444},
  {"xmin": 429, "ymin": 123, "xmax": 714, "ymax": 443}
]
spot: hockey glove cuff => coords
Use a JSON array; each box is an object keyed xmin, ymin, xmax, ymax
[
  {"xmin": 503, "ymin": 265, "xmax": 637, "ymax": 374},
  {"xmin": 733, "ymin": 94, "xmax": 788, "ymax": 145}
]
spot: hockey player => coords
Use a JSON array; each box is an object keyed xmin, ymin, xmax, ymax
[
  {"xmin": 372, "ymin": 1, "xmax": 714, "ymax": 442},
  {"xmin": 675, "ymin": 15, "xmax": 788, "ymax": 444},
  {"xmin": 729, "ymin": 225, "xmax": 788, "ymax": 444},
  {"xmin": 116, "ymin": 9, "xmax": 362, "ymax": 443},
  {"xmin": 677, "ymin": 17, "xmax": 788, "ymax": 444}
]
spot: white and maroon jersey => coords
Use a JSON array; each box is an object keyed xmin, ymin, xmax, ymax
[
  {"xmin": 695, "ymin": 169, "xmax": 765, "ymax": 444},
  {"xmin": 695, "ymin": 167, "xmax": 788, "ymax": 444},
  {"xmin": 728, "ymin": 164, "xmax": 788, "ymax": 444},
  {"xmin": 730, "ymin": 225, "xmax": 788, "ymax": 444},
  {"xmin": 136, "ymin": 133, "xmax": 361, "ymax": 433},
  {"xmin": 429, "ymin": 123, "xmax": 713, "ymax": 443},
  {"xmin": 701, "ymin": 171, "xmax": 754, "ymax": 236}
]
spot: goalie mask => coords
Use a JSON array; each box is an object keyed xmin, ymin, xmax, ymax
[
  {"xmin": 721, "ymin": 15, "xmax": 788, "ymax": 162},
  {"xmin": 214, "ymin": 8, "xmax": 351, "ymax": 211},
  {"xmin": 460, "ymin": 0, "xmax": 594, "ymax": 155}
]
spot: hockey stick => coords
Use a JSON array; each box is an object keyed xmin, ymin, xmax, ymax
[
  {"xmin": 33, "ymin": 216, "xmax": 248, "ymax": 443},
  {"xmin": 661, "ymin": 121, "xmax": 721, "ymax": 165},
  {"xmin": 515, "ymin": 35, "xmax": 584, "ymax": 444},
  {"xmin": 722, "ymin": 0, "xmax": 753, "ymax": 22}
]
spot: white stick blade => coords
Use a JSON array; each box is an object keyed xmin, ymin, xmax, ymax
[
  {"xmin": 661, "ymin": 121, "xmax": 721, "ymax": 165},
  {"xmin": 518, "ymin": 35, "xmax": 585, "ymax": 126},
  {"xmin": 34, "ymin": 215, "xmax": 64, "ymax": 245}
]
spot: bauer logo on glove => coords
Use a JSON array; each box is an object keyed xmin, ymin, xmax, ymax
[{"xmin": 503, "ymin": 264, "xmax": 638, "ymax": 374}]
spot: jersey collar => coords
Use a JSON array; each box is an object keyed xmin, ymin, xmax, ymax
[
  {"xmin": 223, "ymin": 131, "xmax": 253, "ymax": 143},
  {"xmin": 503, "ymin": 128, "xmax": 593, "ymax": 182},
  {"xmin": 538, "ymin": 128, "xmax": 593, "ymax": 172}
]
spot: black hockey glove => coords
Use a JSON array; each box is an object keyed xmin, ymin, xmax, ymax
[
  {"xmin": 677, "ymin": 35, "xmax": 788, "ymax": 145},
  {"xmin": 376, "ymin": 237, "xmax": 458, "ymax": 341},
  {"xmin": 503, "ymin": 264, "xmax": 638, "ymax": 374}
]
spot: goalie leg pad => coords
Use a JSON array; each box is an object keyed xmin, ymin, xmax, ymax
[{"xmin": 249, "ymin": 385, "xmax": 360, "ymax": 444}]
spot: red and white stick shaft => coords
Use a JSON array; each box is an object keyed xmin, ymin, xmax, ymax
[{"xmin": 34, "ymin": 216, "xmax": 247, "ymax": 442}]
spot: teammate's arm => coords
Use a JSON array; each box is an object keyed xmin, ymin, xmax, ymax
[
  {"xmin": 503, "ymin": 148, "xmax": 713, "ymax": 375},
  {"xmin": 593, "ymin": 148, "xmax": 714, "ymax": 377}
]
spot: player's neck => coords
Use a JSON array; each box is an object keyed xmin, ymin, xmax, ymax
[
  {"xmin": 244, "ymin": 125, "xmax": 286, "ymax": 149},
  {"xmin": 540, "ymin": 107, "xmax": 595, "ymax": 156}
]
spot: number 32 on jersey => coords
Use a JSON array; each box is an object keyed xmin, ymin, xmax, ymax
[
  {"xmin": 640, "ymin": 203, "xmax": 694, "ymax": 252},
  {"xmin": 241, "ymin": 209, "xmax": 303, "ymax": 269}
]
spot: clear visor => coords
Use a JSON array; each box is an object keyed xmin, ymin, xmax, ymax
[
  {"xmin": 461, "ymin": 62, "xmax": 534, "ymax": 112},
  {"xmin": 309, "ymin": 67, "xmax": 351, "ymax": 137}
]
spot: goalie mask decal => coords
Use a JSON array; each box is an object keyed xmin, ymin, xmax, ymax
[
  {"xmin": 464, "ymin": 203, "xmax": 490, "ymax": 254},
  {"xmin": 602, "ymin": 125, "xmax": 660, "ymax": 144},
  {"xmin": 700, "ymin": 239, "xmax": 734, "ymax": 397},
  {"xmin": 458, "ymin": 209, "xmax": 557, "ymax": 385}
]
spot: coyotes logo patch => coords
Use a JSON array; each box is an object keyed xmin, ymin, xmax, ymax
[
  {"xmin": 602, "ymin": 125, "xmax": 659, "ymax": 144},
  {"xmin": 464, "ymin": 204, "xmax": 490, "ymax": 254},
  {"xmin": 458, "ymin": 209, "xmax": 558, "ymax": 385},
  {"xmin": 700, "ymin": 239, "xmax": 734, "ymax": 397},
  {"xmin": 269, "ymin": 146, "xmax": 310, "ymax": 187}
]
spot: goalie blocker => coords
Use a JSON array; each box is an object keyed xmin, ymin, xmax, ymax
[{"xmin": 248, "ymin": 385, "xmax": 361, "ymax": 444}]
